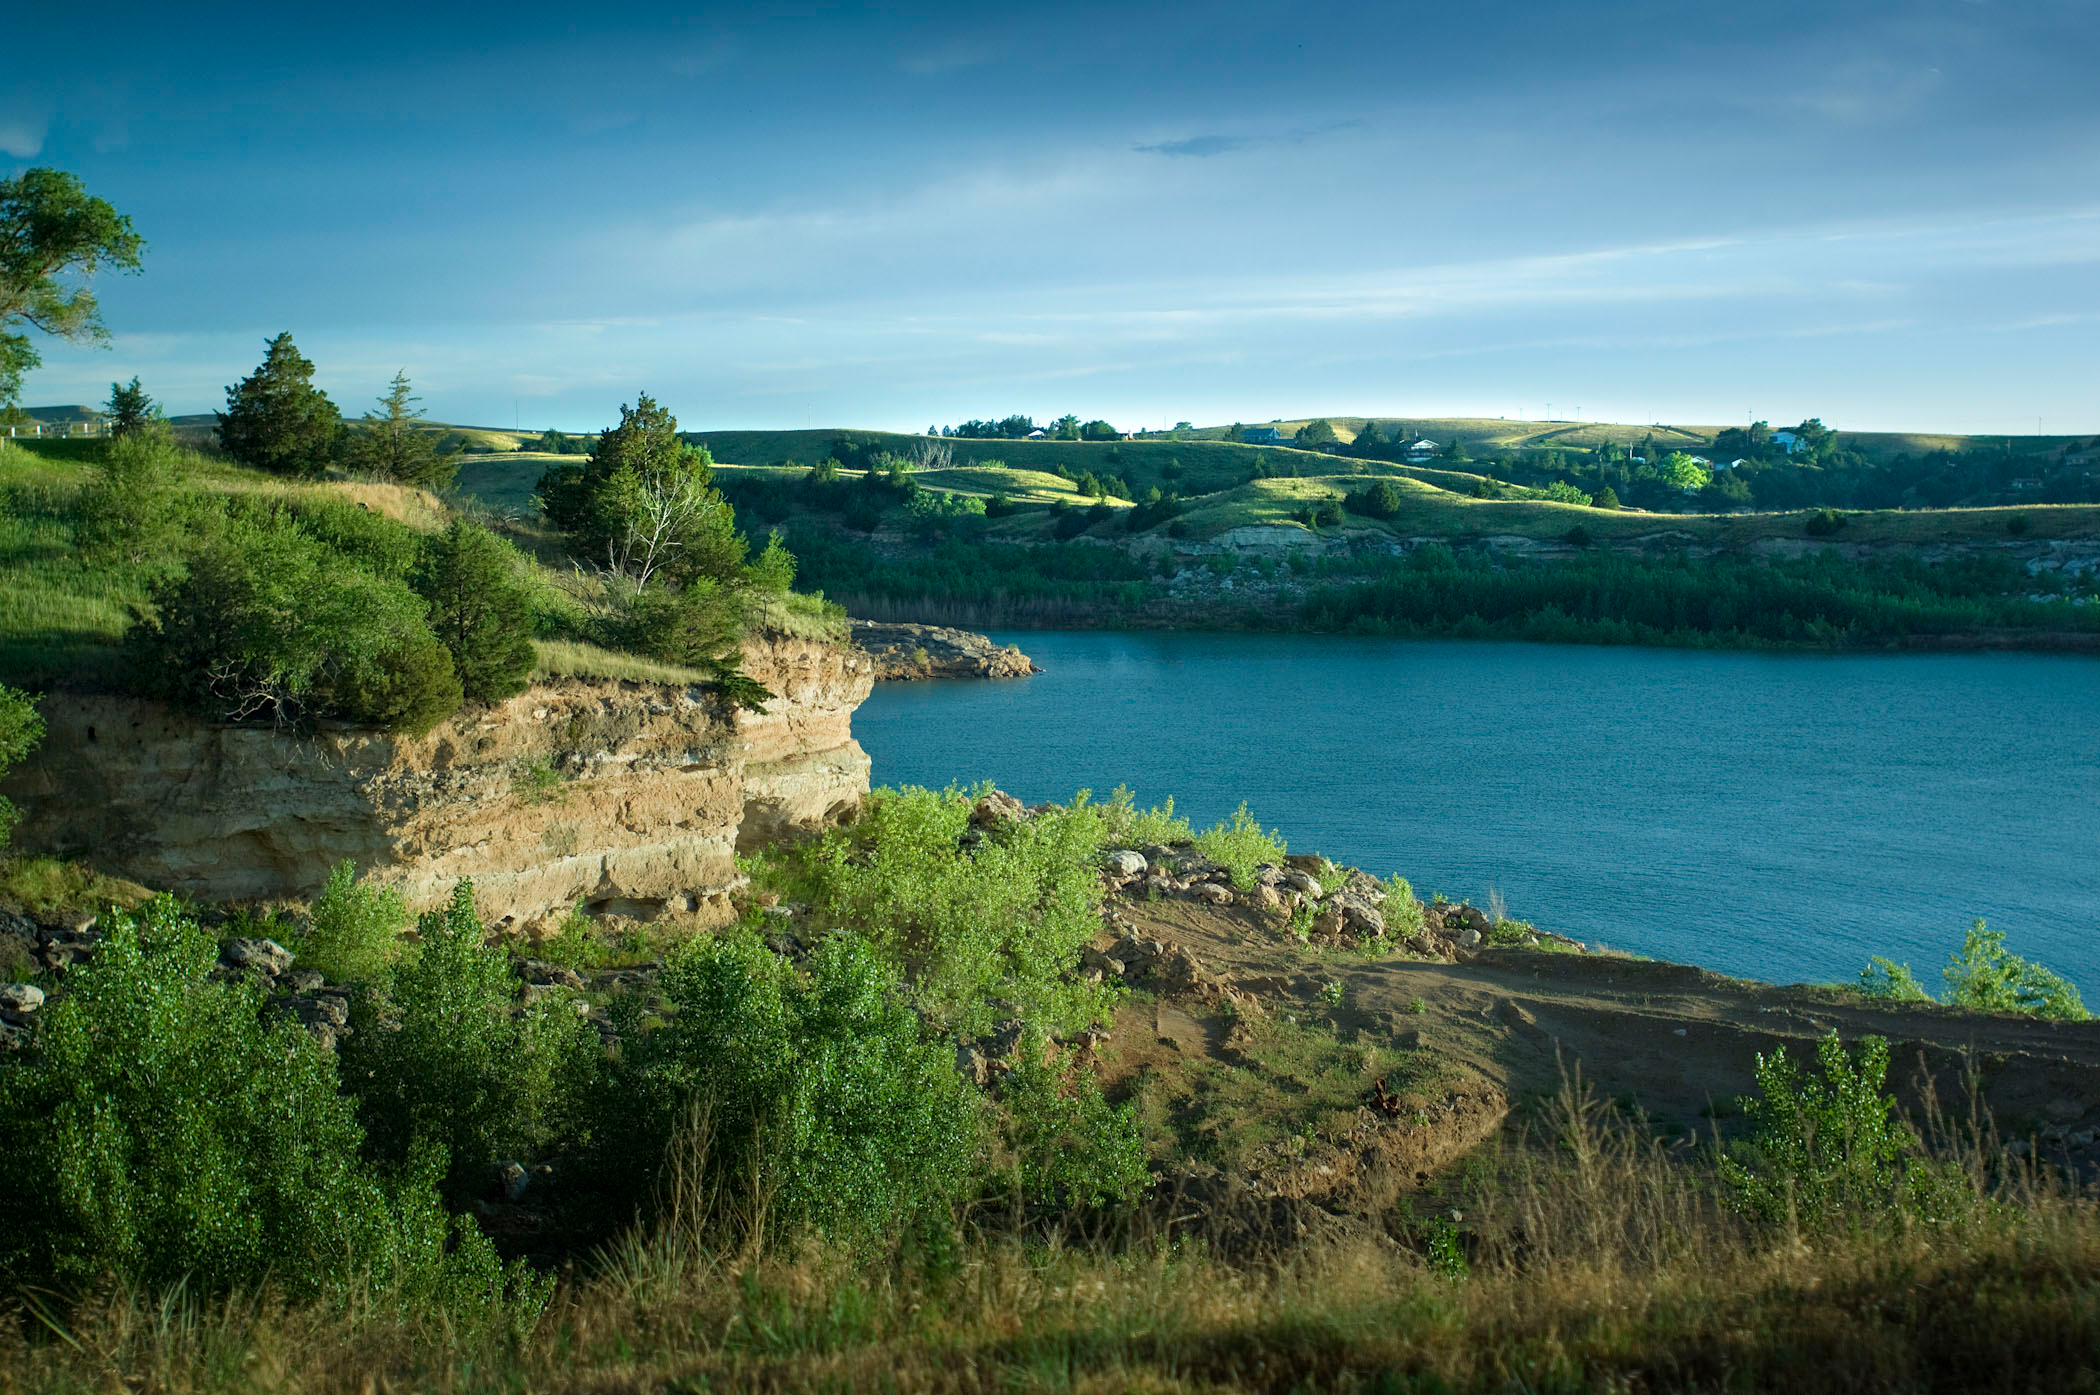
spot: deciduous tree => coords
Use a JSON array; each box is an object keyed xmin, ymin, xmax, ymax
[{"xmin": 0, "ymin": 169, "xmax": 145, "ymax": 409}]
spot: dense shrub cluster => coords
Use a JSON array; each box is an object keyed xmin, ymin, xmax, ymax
[
  {"xmin": 117, "ymin": 480, "xmax": 538, "ymax": 733},
  {"xmin": 1859, "ymin": 918, "xmax": 2088, "ymax": 1020},
  {"xmin": 0, "ymin": 899, "xmax": 540, "ymax": 1314}
]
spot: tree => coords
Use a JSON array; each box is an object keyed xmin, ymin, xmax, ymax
[
  {"xmin": 104, "ymin": 377, "xmax": 160, "ymax": 438},
  {"xmin": 218, "ymin": 333, "xmax": 342, "ymax": 477},
  {"xmin": 1352, "ymin": 419, "xmax": 1386, "ymax": 453},
  {"xmin": 412, "ymin": 521, "xmax": 537, "ymax": 704},
  {"xmin": 536, "ymin": 393, "xmax": 742, "ymax": 591},
  {"xmin": 1594, "ymin": 486, "xmax": 1622, "ymax": 510},
  {"xmin": 1295, "ymin": 418, "xmax": 1338, "ymax": 448},
  {"xmin": 1051, "ymin": 413, "xmax": 1081, "ymax": 440},
  {"xmin": 1080, "ymin": 419, "xmax": 1119, "ymax": 441},
  {"xmin": 344, "ymin": 371, "xmax": 454, "ymax": 489},
  {"xmin": 1660, "ymin": 451, "xmax": 1712, "ymax": 493},
  {"xmin": 0, "ymin": 169, "xmax": 145, "ymax": 409},
  {"xmin": 0, "ymin": 684, "xmax": 43, "ymax": 846}
]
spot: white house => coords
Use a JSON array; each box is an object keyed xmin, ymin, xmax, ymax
[
  {"xmin": 1406, "ymin": 439, "xmax": 1441, "ymax": 459},
  {"xmin": 1772, "ymin": 430, "xmax": 1808, "ymax": 455},
  {"xmin": 1241, "ymin": 426, "xmax": 1290, "ymax": 445}
]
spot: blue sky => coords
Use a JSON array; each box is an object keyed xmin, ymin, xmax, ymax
[{"xmin": 8, "ymin": 0, "xmax": 2098, "ymax": 434}]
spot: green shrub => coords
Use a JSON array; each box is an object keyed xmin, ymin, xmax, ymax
[
  {"xmin": 297, "ymin": 860, "xmax": 407, "ymax": 984},
  {"xmin": 1854, "ymin": 921, "xmax": 2086, "ymax": 1020},
  {"xmin": 1093, "ymin": 785, "xmax": 1193, "ymax": 847},
  {"xmin": 767, "ymin": 784, "xmax": 1113, "ymax": 1036},
  {"xmin": 619, "ymin": 576, "xmax": 743, "ymax": 671},
  {"xmin": 1805, "ymin": 507, "xmax": 1847, "ymax": 536},
  {"xmin": 616, "ymin": 929, "xmax": 980, "ymax": 1244},
  {"xmin": 342, "ymin": 882, "xmax": 596, "ymax": 1202},
  {"xmin": 1193, "ymin": 802, "xmax": 1287, "ymax": 891},
  {"xmin": 1856, "ymin": 956, "xmax": 1933, "ymax": 1002},
  {"xmin": 129, "ymin": 508, "xmax": 462, "ymax": 734},
  {"xmin": 1941, "ymin": 918, "xmax": 2086, "ymax": 1020},
  {"xmin": 511, "ymin": 755, "xmax": 568, "ymax": 806},
  {"xmin": 1719, "ymin": 1032, "xmax": 1911, "ymax": 1230},
  {"xmin": 996, "ymin": 1033, "xmax": 1149, "ymax": 1211},
  {"xmin": 0, "ymin": 898, "xmax": 527, "ymax": 1308}
]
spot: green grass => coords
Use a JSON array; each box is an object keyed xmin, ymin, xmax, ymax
[{"xmin": 531, "ymin": 639, "xmax": 712, "ymax": 686}]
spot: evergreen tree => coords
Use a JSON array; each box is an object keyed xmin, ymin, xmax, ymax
[
  {"xmin": 412, "ymin": 520, "xmax": 538, "ymax": 704},
  {"xmin": 217, "ymin": 333, "xmax": 341, "ymax": 477},
  {"xmin": 1294, "ymin": 418, "xmax": 1338, "ymax": 448},
  {"xmin": 536, "ymin": 393, "xmax": 742, "ymax": 590},
  {"xmin": 345, "ymin": 370, "xmax": 454, "ymax": 489},
  {"xmin": 104, "ymin": 376, "xmax": 159, "ymax": 437}
]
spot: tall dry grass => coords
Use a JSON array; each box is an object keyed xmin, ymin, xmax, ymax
[{"xmin": 7, "ymin": 1071, "xmax": 2097, "ymax": 1394}]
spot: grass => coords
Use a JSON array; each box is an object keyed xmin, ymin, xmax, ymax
[
  {"xmin": 532, "ymin": 639, "xmax": 713, "ymax": 686},
  {"xmin": 0, "ymin": 854, "xmax": 149, "ymax": 917}
]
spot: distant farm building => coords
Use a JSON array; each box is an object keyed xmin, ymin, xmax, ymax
[
  {"xmin": 1242, "ymin": 426, "xmax": 1290, "ymax": 444},
  {"xmin": 1406, "ymin": 439, "xmax": 1441, "ymax": 460}
]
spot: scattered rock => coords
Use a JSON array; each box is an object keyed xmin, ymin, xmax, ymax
[
  {"xmin": 498, "ymin": 1161, "xmax": 531, "ymax": 1203},
  {"xmin": 220, "ymin": 938, "xmax": 293, "ymax": 976},
  {"xmin": 280, "ymin": 969, "xmax": 325, "ymax": 992},
  {"xmin": 1279, "ymin": 868, "xmax": 1324, "ymax": 898},
  {"xmin": 1250, "ymin": 884, "xmax": 1285, "ymax": 914},
  {"xmin": 1187, "ymin": 881, "xmax": 1234, "ymax": 906},
  {"xmin": 0, "ymin": 983, "xmax": 44, "ymax": 1014},
  {"xmin": 518, "ymin": 959, "xmax": 586, "ymax": 990},
  {"xmin": 1329, "ymin": 890, "xmax": 1386, "ymax": 938},
  {"xmin": 956, "ymin": 1042, "xmax": 991, "ymax": 1087}
]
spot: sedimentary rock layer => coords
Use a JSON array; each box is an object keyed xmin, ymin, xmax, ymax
[{"xmin": 2, "ymin": 634, "xmax": 873, "ymax": 933}]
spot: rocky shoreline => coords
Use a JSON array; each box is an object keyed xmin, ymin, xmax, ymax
[{"xmin": 849, "ymin": 620, "xmax": 1039, "ymax": 680}]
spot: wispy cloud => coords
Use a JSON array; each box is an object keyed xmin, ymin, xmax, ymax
[
  {"xmin": 1134, "ymin": 134, "xmax": 1245, "ymax": 158},
  {"xmin": 0, "ymin": 116, "xmax": 45, "ymax": 158},
  {"xmin": 898, "ymin": 38, "xmax": 1004, "ymax": 75}
]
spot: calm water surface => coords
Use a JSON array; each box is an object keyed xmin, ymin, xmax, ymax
[{"xmin": 854, "ymin": 633, "xmax": 2100, "ymax": 989}]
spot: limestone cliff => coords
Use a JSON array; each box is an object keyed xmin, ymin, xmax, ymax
[
  {"xmin": 1, "ymin": 634, "xmax": 873, "ymax": 934},
  {"xmin": 848, "ymin": 620, "xmax": 1038, "ymax": 680}
]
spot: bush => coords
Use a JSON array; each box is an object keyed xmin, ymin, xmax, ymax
[
  {"xmin": 1343, "ymin": 480, "xmax": 1402, "ymax": 519},
  {"xmin": 1719, "ymin": 1032, "xmax": 1911, "ymax": 1230},
  {"xmin": 1193, "ymin": 802, "xmax": 1287, "ymax": 890},
  {"xmin": 619, "ymin": 577, "xmax": 743, "ymax": 671},
  {"xmin": 342, "ymin": 882, "xmax": 596, "ymax": 1202},
  {"xmin": 0, "ymin": 898, "xmax": 525, "ymax": 1306},
  {"xmin": 1805, "ymin": 507, "xmax": 1847, "ymax": 536},
  {"xmin": 297, "ymin": 860, "xmax": 407, "ymax": 984},
  {"xmin": 762, "ymin": 784, "xmax": 1113, "ymax": 1035},
  {"xmin": 615, "ymin": 929, "xmax": 980, "ymax": 1244},
  {"xmin": 996, "ymin": 1034, "xmax": 1149, "ymax": 1211},
  {"xmin": 1941, "ymin": 918, "xmax": 2086, "ymax": 1020},
  {"xmin": 1854, "ymin": 920, "xmax": 2086, "ymax": 1021},
  {"xmin": 129, "ymin": 506, "xmax": 463, "ymax": 734},
  {"xmin": 1093, "ymin": 785, "xmax": 1193, "ymax": 848}
]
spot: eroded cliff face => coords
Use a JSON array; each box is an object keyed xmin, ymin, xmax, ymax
[{"xmin": 2, "ymin": 635, "xmax": 873, "ymax": 933}]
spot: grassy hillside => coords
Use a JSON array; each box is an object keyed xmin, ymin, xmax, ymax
[{"xmin": 0, "ymin": 436, "xmax": 838, "ymax": 696}]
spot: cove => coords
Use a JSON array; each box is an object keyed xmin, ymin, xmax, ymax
[{"xmin": 855, "ymin": 632, "xmax": 2100, "ymax": 991}]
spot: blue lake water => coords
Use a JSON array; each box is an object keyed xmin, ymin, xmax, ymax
[{"xmin": 854, "ymin": 632, "xmax": 2100, "ymax": 990}]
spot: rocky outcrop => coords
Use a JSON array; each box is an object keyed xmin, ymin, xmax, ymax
[
  {"xmin": 849, "ymin": 620, "xmax": 1038, "ymax": 681},
  {"xmin": 1, "ymin": 634, "xmax": 873, "ymax": 936}
]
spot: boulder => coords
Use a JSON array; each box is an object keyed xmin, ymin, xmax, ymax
[
  {"xmin": 969, "ymin": 790, "xmax": 1029, "ymax": 828},
  {"xmin": 1187, "ymin": 881, "xmax": 1234, "ymax": 906},
  {"xmin": 1284, "ymin": 854, "xmax": 1335, "ymax": 879},
  {"xmin": 1330, "ymin": 890, "xmax": 1386, "ymax": 938},
  {"xmin": 0, "ymin": 983, "xmax": 44, "ymax": 1014},
  {"xmin": 220, "ymin": 938, "xmax": 293, "ymax": 976},
  {"xmin": 281, "ymin": 968, "xmax": 326, "ymax": 992},
  {"xmin": 1102, "ymin": 849, "xmax": 1149, "ymax": 878},
  {"xmin": 1250, "ymin": 884, "xmax": 1284, "ymax": 914},
  {"xmin": 1457, "ymin": 927, "xmax": 1482, "ymax": 950},
  {"xmin": 956, "ymin": 1042, "xmax": 991, "ymax": 1088},
  {"xmin": 1151, "ymin": 946, "xmax": 1208, "ymax": 996}
]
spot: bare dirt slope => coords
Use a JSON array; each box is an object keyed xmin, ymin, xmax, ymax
[{"xmin": 1091, "ymin": 894, "xmax": 2100, "ymax": 1213}]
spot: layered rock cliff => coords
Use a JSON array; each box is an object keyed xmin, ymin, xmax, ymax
[
  {"xmin": 848, "ymin": 620, "xmax": 1038, "ymax": 680},
  {"xmin": 1, "ymin": 634, "xmax": 873, "ymax": 934}
]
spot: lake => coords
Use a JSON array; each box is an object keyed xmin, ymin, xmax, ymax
[{"xmin": 854, "ymin": 632, "xmax": 2100, "ymax": 990}]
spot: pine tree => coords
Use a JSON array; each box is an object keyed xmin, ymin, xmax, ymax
[
  {"xmin": 105, "ymin": 376, "xmax": 160, "ymax": 437},
  {"xmin": 345, "ymin": 370, "xmax": 453, "ymax": 489},
  {"xmin": 412, "ymin": 520, "xmax": 537, "ymax": 704},
  {"xmin": 217, "ymin": 333, "xmax": 341, "ymax": 476}
]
